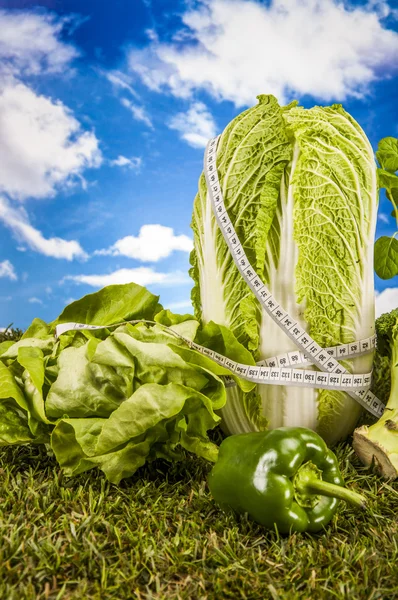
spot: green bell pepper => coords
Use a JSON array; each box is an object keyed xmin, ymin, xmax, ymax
[{"xmin": 208, "ymin": 427, "xmax": 365, "ymax": 534}]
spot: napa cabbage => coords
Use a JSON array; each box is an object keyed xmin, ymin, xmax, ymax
[{"xmin": 189, "ymin": 95, "xmax": 378, "ymax": 445}]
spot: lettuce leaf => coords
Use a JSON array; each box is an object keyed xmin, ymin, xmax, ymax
[{"xmin": 0, "ymin": 282, "xmax": 252, "ymax": 482}]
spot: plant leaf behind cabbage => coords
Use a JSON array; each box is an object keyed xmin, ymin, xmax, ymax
[
  {"xmin": 374, "ymin": 136, "xmax": 398, "ymax": 280},
  {"xmin": 0, "ymin": 282, "xmax": 253, "ymax": 483},
  {"xmin": 190, "ymin": 94, "xmax": 378, "ymax": 445}
]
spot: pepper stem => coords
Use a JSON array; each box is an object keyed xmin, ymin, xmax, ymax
[
  {"xmin": 297, "ymin": 477, "xmax": 366, "ymax": 508},
  {"xmin": 294, "ymin": 462, "xmax": 366, "ymax": 509}
]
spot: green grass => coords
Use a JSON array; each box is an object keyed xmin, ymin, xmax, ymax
[
  {"xmin": 1, "ymin": 433, "xmax": 398, "ymax": 600},
  {"xmin": 1, "ymin": 329, "xmax": 397, "ymax": 598},
  {"xmin": 0, "ymin": 325, "xmax": 24, "ymax": 343}
]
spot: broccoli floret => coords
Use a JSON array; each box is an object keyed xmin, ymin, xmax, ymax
[
  {"xmin": 374, "ymin": 308, "xmax": 398, "ymax": 357},
  {"xmin": 371, "ymin": 353, "xmax": 391, "ymax": 406},
  {"xmin": 353, "ymin": 309, "xmax": 398, "ymax": 479},
  {"xmin": 370, "ymin": 308, "xmax": 398, "ymax": 405}
]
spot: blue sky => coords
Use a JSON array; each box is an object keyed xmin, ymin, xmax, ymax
[{"xmin": 0, "ymin": 0, "xmax": 397, "ymax": 330}]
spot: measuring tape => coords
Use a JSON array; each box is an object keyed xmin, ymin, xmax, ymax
[
  {"xmin": 54, "ymin": 315, "xmax": 382, "ymax": 417},
  {"xmin": 203, "ymin": 135, "xmax": 384, "ymax": 417},
  {"xmin": 55, "ymin": 319, "xmax": 374, "ymax": 394},
  {"xmin": 54, "ymin": 136, "xmax": 385, "ymax": 419}
]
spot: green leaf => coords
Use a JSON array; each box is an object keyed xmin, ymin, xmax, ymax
[
  {"xmin": 0, "ymin": 282, "xmax": 230, "ymax": 474},
  {"xmin": 45, "ymin": 316, "xmax": 228, "ymax": 482},
  {"xmin": 378, "ymin": 168, "xmax": 398, "ymax": 190},
  {"xmin": 177, "ymin": 416, "xmax": 219, "ymax": 463},
  {"xmin": 95, "ymin": 382, "xmax": 215, "ymax": 454},
  {"xmin": 17, "ymin": 347, "xmax": 50, "ymax": 424},
  {"xmin": 197, "ymin": 321, "xmax": 256, "ymax": 368},
  {"xmin": 0, "ymin": 349, "xmax": 51, "ymax": 441},
  {"xmin": 53, "ymin": 282, "xmax": 162, "ymax": 327},
  {"xmin": 50, "ymin": 419, "xmax": 105, "ymax": 477},
  {"xmin": 22, "ymin": 318, "xmax": 51, "ymax": 340},
  {"xmin": 51, "ymin": 416, "xmax": 159, "ymax": 483},
  {"xmin": 0, "ymin": 341, "xmax": 15, "ymax": 356},
  {"xmin": 154, "ymin": 309, "xmax": 195, "ymax": 326},
  {"xmin": 374, "ymin": 236, "xmax": 398, "ymax": 280},
  {"xmin": 376, "ymin": 137, "xmax": 398, "ymax": 173},
  {"xmin": 0, "ymin": 337, "xmax": 54, "ymax": 360},
  {"xmin": 170, "ymin": 343, "xmax": 253, "ymax": 393},
  {"xmin": 0, "ymin": 361, "xmax": 29, "ymax": 412},
  {"xmin": 103, "ymin": 332, "xmax": 210, "ymax": 390},
  {"xmin": 46, "ymin": 345, "xmax": 131, "ymax": 418},
  {"xmin": 154, "ymin": 309, "xmax": 199, "ymax": 341},
  {"xmin": 378, "ymin": 167, "xmax": 398, "ymax": 213},
  {"xmin": 0, "ymin": 402, "xmax": 33, "ymax": 445},
  {"xmin": 388, "ymin": 187, "xmax": 398, "ymax": 207},
  {"xmin": 50, "ymin": 381, "xmax": 222, "ymax": 483}
]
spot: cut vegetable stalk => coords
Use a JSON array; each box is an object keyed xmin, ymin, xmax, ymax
[{"xmin": 353, "ymin": 310, "xmax": 398, "ymax": 479}]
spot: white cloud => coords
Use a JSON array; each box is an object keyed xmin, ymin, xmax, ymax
[
  {"xmin": 375, "ymin": 288, "xmax": 398, "ymax": 318},
  {"xmin": 0, "ymin": 259, "xmax": 17, "ymax": 280},
  {"xmin": 0, "ymin": 197, "xmax": 88, "ymax": 260},
  {"xmin": 168, "ymin": 300, "xmax": 194, "ymax": 311},
  {"xmin": 0, "ymin": 81, "xmax": 102, "ymax": 201},
  {"xmin": 63, "ymin": 267, "xmax": 190, "ymax": 288},
  {"xmin": 28, "ymin": 297, "xmax": 43, "ymax": 305},
  {"xmin": 128, "ymin": 46, "xmax": 191, "ymax": 98},
  {"xmin": 95, "ymin": 224, "xmax": 193, "ymax": 262},
  {"xmin": 104, "ymin": 70, "xmax": 140, "ymax": 98},
  {"xmin": 168, "ymin": 102, "xmax": 217, "ymax": 147},
  {"xmin": 378, "ymin": 212, "xmax": 390, "ymax": 224},
  {"xmin": 103, "ymin": 70, "xmax": 153, "ymax": 129},
  {"xmin": 0, "ymin": 10, "xmax": 78, "ymax": 78},
  {"xmin": 0, "ymin": 327, "xmax": 6, "ymax": 332},
  {"xmin": 128, "ymin": 0, "xmax": 398, "ymax": 106},
  {"xmin": 109, "ymin": 155, "xmax": 142, "ymax": 170},
  {"xmin": 121, "ymin": 98, "xmax": 153, "ymax": 128},
  {"xmin": 0, "ymin": 12, "xmax": 102, "ymax": 263},
  {"xmin": 103, "ymin": 67, "xmax": 153, "ymax": 127},
  {"xmin": 366, "ymin": 0, "xmax": 398, "ymax": 20}
]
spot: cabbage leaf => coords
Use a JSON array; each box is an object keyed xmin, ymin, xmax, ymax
[{"xmin": 190, "ymin": 96, "xmax": 378, "ymax": 444}]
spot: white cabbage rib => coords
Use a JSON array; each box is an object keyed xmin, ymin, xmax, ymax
[
  {"xmin": 194, "ymin": 182, "xmax": 229, "ymax": 329},
  {"xmin": 257, "ymin": 142, "xmax": 318, "ymax": 431}
]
